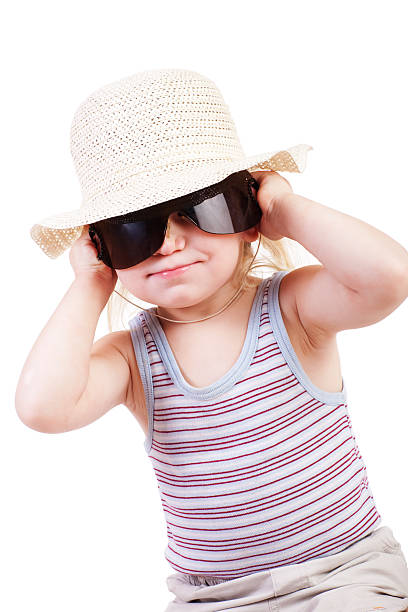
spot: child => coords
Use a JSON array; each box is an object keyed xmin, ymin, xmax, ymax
[{"xmin": 16, "ymin": 69, "xmax": 408, "ymax": 611}]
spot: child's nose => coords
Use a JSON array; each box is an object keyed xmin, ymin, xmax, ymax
[{"xmin": 156, "ymin": 213, "xmax": 187, "ymax": 255}]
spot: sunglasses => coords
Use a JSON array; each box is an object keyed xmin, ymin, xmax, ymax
[{"xmin": 88, "ymin": 170, "xmax": 261, "ymax": 270}]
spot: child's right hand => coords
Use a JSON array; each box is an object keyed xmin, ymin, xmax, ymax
[{"xmin": 69, "ymin": 225, "xmax": 118, "ymax": 292}]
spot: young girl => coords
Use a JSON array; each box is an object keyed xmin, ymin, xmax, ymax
[{"xmin": 16, "ymin": 69, "xmax": 408, "ymax": 611}]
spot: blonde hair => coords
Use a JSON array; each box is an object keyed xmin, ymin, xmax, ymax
[{"xmin": 105, "ymin": 235, "xmax": 303, "ymax": 333}]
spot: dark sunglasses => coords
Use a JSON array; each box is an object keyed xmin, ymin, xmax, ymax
[{"xmin": 88, "ymin": 170, "xmax": 261, "ymax": 270}]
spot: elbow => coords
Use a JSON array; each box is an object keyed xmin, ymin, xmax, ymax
[
  {"xmin": 15, "ymin": 401, "xmax": 65, "ymax": 434},
  {"xmin": 15, "ymin": 402, "xmax": 46, "ymax": 432},
  {"xmin": 385, "ymin": 263, "xmax": 408, "ymax": 303},
  {"xmin": 15, "ymin": 385, "xmax": 42, "ymax": 430},
  {"xmin": 355, "ymin": 263, "xmax": 408, "ymax": 310},
  {"xmin": 15, "ymin": 405, "xmax": 42, "ymax": 431},
  {"xmin": 16, "ymin": 411, "xmax": 66, "ymax": 434},
  {"xmin": 15, "ymin": 382, "xmax": 71, "ymax": 433}
]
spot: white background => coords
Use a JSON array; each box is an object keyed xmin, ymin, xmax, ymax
[{"xmin": 3, "ymin": 1, "xmax": 408, "ymax": 610}]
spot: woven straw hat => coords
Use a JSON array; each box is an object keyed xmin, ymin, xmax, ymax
[{"xmin": 30, "ymin": 68, "xmax": 313, "ymax": 259}]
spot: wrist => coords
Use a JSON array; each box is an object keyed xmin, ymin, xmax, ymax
[
  {"xmin": 265, "ymin": 192, "xmax": 292, "ymax": 241},
  {"xmin": 73, "ymin": 274, "xmax": 116, "ymax": 305},
  {"xmin": 268, "ymin": 192, "xmax": 303, "ymax": 241}
]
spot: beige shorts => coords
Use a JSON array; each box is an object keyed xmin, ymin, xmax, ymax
[{"xmin": 165, "ymin": 526, "xmax": 408, "ymax": 612}]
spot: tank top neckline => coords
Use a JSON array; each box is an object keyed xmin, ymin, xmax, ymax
[{"xmin": 142, "ymin": 276, "xmax": 270, "ymax": 400}]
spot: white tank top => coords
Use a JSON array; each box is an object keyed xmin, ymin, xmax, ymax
[{"xmin": 128, "ymin": 271, "xmax": 381, "ymax": 578}]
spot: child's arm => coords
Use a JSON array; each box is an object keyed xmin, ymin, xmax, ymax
[
  {"xmin": 15, "ymin": 229, "xmax": 133, "ymax": 433},
  {"xmin": 15, "ymin": 278, "xmax": 129, "ymax": 432},
  {"xmin": 253, "ymin": 171, "xmax": 408, "ymax": 339}
]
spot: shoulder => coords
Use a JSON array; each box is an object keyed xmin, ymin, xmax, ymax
[
  {"xmin": 98, "ymin": 329, "xmax": 140, "ymax": 400},
  {"xmin": 270, "ymin": 266, "xmax": 331, "ymax": 350},
  {"xmin": 106, "ymin": 328, "xmax": 147, "ymax": 427},
  {"xmin": 108, "ymin": 327, "xmax": 144, "ymax": 384},
  {"xmin": 104, "ymin": 328, "xmax": 135, "ymax": 359}
]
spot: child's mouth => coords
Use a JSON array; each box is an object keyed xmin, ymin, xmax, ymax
[{"xmin": 150, "ymin": 263, "xmax": 197, "ymax": 278}]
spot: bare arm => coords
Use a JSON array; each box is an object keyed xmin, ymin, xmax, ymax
[
  {"xmin": 253, "ymin": 171, "xmax": 408, "ymax": 337},
  {"xmin": 15, "ymin": 276, "xmax": 116, "ymax": 425},
  {"xmin": 270, "ymin": 191, "xmax": 408, "ymax": 294}
]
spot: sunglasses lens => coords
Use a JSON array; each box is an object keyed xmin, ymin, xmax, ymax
[
  {"xmin": 184, "ymin": 180, "xmax": 261, "ymax": 234},
  {"xmin": 93, "ymin": 218, "xmax": 167, "ymax": 270}
]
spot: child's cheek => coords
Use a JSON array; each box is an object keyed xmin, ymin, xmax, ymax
[{"xmin": 115, "ymin": 268, "xmax": 145, "ymax": 298}]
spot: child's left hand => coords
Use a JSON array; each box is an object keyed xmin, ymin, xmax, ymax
[{"xmin": 250, "ymin": 170, "xmax": 294, "ymax": 240}]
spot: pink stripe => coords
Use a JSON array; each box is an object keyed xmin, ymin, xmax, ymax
[
  {"xmin": 165, "ymin": 484, "xmax": 363, "ymax": 538},
  {"xmin": 153, "ymin": 384, "xmax": 307, "ymax": 431},
  {"xmin": 160, "ymin": 461, "xmax": 360, "ymax": 516},
  {"xmin": 154, "ymin": 420, "xmax": 351, "ymax": 485},
  {"xmin": 158, "ymin": 448, "xmax": 361, "ymax": 504},
  {"xmin": 165, "ymin": 513, "xmax": 381, "ymax": 576},
  {"xmin": 151, "ymin": 407, "xmax": 345, "ymax": 466},
  {"xmin": 153, "ymin": 405, "xmax": 343, "ymax": 454},
  {"xmin": 167, "ymin": 494, "xmax": 370, "ymax": 551},
  {"xmin": 165, "ymin": 507, "xmax": 379, "ymax": 566}
]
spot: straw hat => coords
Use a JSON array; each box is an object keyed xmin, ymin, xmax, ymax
[{"xmin": 30, "ymin": 68, "xmax": 313, "ymax": 259}]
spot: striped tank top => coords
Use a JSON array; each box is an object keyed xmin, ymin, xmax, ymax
[{"xmin": 128, "ymin": 271, "xmax": 381, "ymax": 578}]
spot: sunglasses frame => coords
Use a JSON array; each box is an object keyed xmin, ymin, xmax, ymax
[{"xmin": 88, "ymin": 171, "xmax": 261, "ymax": 270}]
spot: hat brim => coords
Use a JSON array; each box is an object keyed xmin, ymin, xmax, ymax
[{"xmin": 30, "ymin": 143, "xmax": 313, "ymax": 259}]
